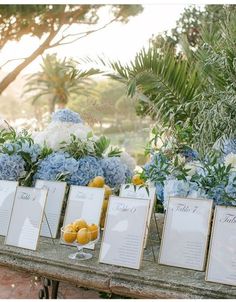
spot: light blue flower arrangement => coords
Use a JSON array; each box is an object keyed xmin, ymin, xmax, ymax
[
  {"xmin": 34, "ymin": 152, "xmax": 78, "ymax": 182},
  {"xmin": 163, "ymin": 177, "xmax": 189, "ymax": 208},
  {"xmin": 70, "ymin": 156, "xmax": 104, "ymax": 186},
  {"xmin": 35, "ymin": 152, "xmax": 105, "ymax": 186},
  {"xmin": 101, "ymin": 157, "xmax": 127, "ymax": 188},
  {"xmin": 161, "ymin": 150, "xmax": 236, "ymax": 208},
  {"xmin": 124, "ymin": 166, "xmax": 133, "ymax": 180},
  {"xmin": 51, "ymin": 109, "xmax": 83, "ymax": 124},
  {"xmin": 0, "ymin": 154, "xmax": 25, "ymax": 181},
  {"xmin": 142, "ymin": 131, "xmax": 236, "ymax": 207},
  {"xmin": 163, "ymin": 177, "xmax": 208, "ymax": 208},
  {"xmin": 2, "ymin": 141, "xmax": 41, "ymax": 163}
]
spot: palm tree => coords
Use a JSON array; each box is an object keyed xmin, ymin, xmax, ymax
[
  {"xmin": 102, "ymin": 8, "xmax": 236, "ymax": 153},
  {"xmin": 24, "ymin": 54, "xmax": 100, "ymax": 113},
  {"xmin": 105, "ymin": 44, "xmax": 201, "ymax": 132}
]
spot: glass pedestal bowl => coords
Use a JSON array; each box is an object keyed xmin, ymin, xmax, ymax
[{"xmin": 61, "ymin": 226, "xmax": 100, "ymax": 260}]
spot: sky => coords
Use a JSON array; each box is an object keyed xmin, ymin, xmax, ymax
[{"xmin": 0, "ymin": 4, "xmax": 188, "ymax": 76}]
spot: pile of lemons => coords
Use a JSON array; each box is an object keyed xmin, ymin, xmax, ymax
[{"xmin": 63, "ymin": 218, "xmax": 99, "ymax": 245}]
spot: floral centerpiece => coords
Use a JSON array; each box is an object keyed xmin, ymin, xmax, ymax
[
  {"xmin": 34, "ymin": 109, "xmax": 92, "ymax": 150},
  {"xmin": 0, "ymin": 122, "xmax": 51, "ymax": 186},
  {"xmin": 0, "ymin": 109, "xmax": 136, "ymax": 192},
  {"xmin": 33, "ymin": 109, "xmax": 136, "ymax": 188},
  {"xmin": 139, "ymin": 127, "xmax": 236, "ymax": 210}
]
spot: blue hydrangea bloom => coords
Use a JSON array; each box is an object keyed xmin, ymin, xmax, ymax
[
  {"xmin": 70, "ymin": 156, "xmax": 103, "ymax": 186},
  {"xmin": 207, "ymin": 184, "xmax": 226, "ymax": 205},
  {"xmin": 124, "ymin": 167, "xmax": 133, "ymax": 180},
  {"xmin": 51, "ymin": 109, "xmax": 83, "ymax": 124},
  {"xmin": 223, "ymin": 171, "xmax": 236, "ymax": 205},
  {"xmin": 156, "ymin": 182, "xmax": 164, "ymax": 202},
  {"xmin": 163, "ymin": 178, "xmax": 190, "ymax": 209},
  {"xmin": 0, "ymin": 154, "xmax": 25, "ymax": 181},
  {"xmin": 101, "ymin": 157, "xmax": 126, "ymax": 188},
  {"xmin": 35, "ymin": 152, "xmax": 78, "ymax": 182},
  {"xmin": 188, "ymin": 182, "xmax": 207, "ymax": 199},
  {"xmin": 180, "ymin": 147, "xmax": 199, "ymax": 162},
  {"xmin": 21, "ymin": 142, "xmax": 41, "ymax": 162},
  {"xmin": 215, "ymin": 138, "xmax": 236, "ymax": 156},
  {"xmin": 2, "ymin": 142, "xmax": 19, "ymax": 153},
  {"xmin": 2, "ymin": 141, "xmax": 41, "ymax": 163}
]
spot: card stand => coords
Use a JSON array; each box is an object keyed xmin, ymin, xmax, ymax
[
  {"xmin": 144, "ymin": 210, "xmax": 160, "ymax": 262},
  {"xmin": 152, "ymin": 210, "xmax": 162, "ymax": 242},
  {"xmin": 43, "ymin": 212, "xmax": 56, "ymax": 245}
]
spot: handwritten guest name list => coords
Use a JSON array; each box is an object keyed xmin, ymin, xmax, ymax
[
  {"xmin": 120, "ymin": 184, "xmax": 156, "ymax": 246},
  {"xmin": 99, "ymin": 196, "xmax": 150, "ymax": 269},
  {"xmin": 5, "ymin": 187, "xmax": 47, "ymax": 250},
  {"xmin": 0, "ymin": 181, "xmax": 18, "ymax": 236},
  {"xmin": 35, "ymin": 180, "xmax": 67, "ymax": 238},
  {"xmin": 159, "ymin": 197, "xmax": 213, "ymax": 271},
  {"xmin": 206, "ymin": 206, "xmax": 236, "ymax": 286}
]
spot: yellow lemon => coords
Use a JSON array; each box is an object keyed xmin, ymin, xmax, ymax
[
  {"xmin": 76, "ymin": 228, "xmax": 91, "ymax": 245},
  {"xmin": 72, "ymin": 219, "xmax": 88, "ymax": 232},
  {"xmin": 64, "ymin": 223, "xmax": 74, "ymax": 230},
  {"xmin": 132, "ymin": 174, "xmax": 145, "ymax": 186},
  {"xmin": 91, "ymin": 176, "xmax": 105, "ymax": 188},
  {"xmin": 88, "ymin": 181, "xmax": 94, "ymax": 187},
  {"xmin": 63, "ymin": 226, "xmax": 77, "ymax": 243},
  {"xmin": 102, "ymin": 199, "xmax": 108, "ymax": 210},
  {"xmin": 100, "ymin": 199, "xmax": 109, "ymax": 228},
  {"xmin": 104, "ymin": 185, "xmax": 112, "ymax": 199},
  {"xmin": 87, "ymin": 224, "xmax": 98, "ymax": 241}
]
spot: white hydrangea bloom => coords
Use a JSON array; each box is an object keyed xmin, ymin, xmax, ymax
[
  {"xmin": 225, "ymin": 153, "xmax": 236, "ymax": 169},
  {"xmin": 120, "ymin": 151, "xmax": 136, "ymax": 171},
  {"xmin": 184, "ymin": 160, "xmax": 204, "ymax": 178},
  {"xmin": 33, "ymin": 121, "xmax": 92, "ymax": 150}
]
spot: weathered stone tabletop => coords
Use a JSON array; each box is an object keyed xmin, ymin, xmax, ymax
[{"xmin": 0, "ymin": 232, "xmax": 235, "ymax": 299}]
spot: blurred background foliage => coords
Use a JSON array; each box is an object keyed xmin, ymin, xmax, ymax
[
  {"xmin": 1, "ymin": 4, "xmax": 236, "ymax": 163},
  {"xmin": 103, "ymin": 5, "xmax": 236, "ymax": 155}
]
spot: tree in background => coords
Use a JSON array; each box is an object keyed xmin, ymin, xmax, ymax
[
  {"xmin": 68, "ymin": 79, "xmax": 152, "ymax": 164},
  {"xmin": 24, "ymin": 53, "xmax": 99, "ymax": 113},
  {"xmin": 0, "ymin": 4, "xmax": 143, "ymax": 94},
  {"xmin": 105, "ymin": 6, "xmax": 236, "ymax": 153},
  {"xmin": 150, "ymin": 5, "xmax": 236, "ymax": 49}
]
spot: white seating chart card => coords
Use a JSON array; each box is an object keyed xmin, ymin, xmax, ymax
[
  {"xmin": 63, "ymin": 186, "xmax": 105, "ymax": 249},
  {"xmin": 5, "ymin": 187, "xmax": 48, "ymax": 251},
  {"xmin": 206, "ymin": 206, "xmax": 236, "ymax": 286},
  {"xmin": 99, "ymin": 196, "xmax": 150, "ymax": 270},
  {"xmin": 0, "ymin": 180, "xmax": 18, "ymax": 236},
  {"xmin": 35, "ymin": 180, "xmax": 67, "ymax": 238},
  {"xmin": 120, "ymin": 184, "xmax": 156, "ymax": 246},
  {"xmin": 159, "ymin": 197, "xmax": 213, "ymax": 271}
]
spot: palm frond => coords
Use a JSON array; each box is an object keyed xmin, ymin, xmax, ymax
[{"xmin": 104, "ymin": 46, "xmax": 201, "ymax": 127}]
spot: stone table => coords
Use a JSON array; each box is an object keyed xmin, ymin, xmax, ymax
[{"xmin": 0, "ymin": 232, "xmax": 235, "ymax": 299}]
